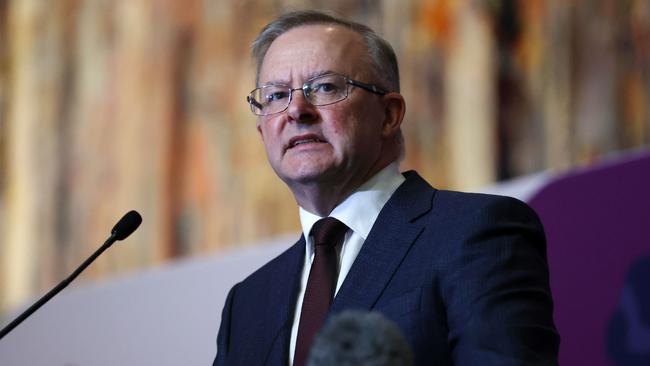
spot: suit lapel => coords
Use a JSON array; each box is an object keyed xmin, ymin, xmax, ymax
[
  {"xmin": 259, "ymin": 236, "xmax": 305, "ymax": 366},
  {"xmin": 330, "ymin": 171, "xmax": 435, "ymax": 313}
]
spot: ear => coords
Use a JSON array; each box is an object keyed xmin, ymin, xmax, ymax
[
  {"xmin": 256, "ymin": 120, "xmax": 264, "ymax": 141},
  {"xmin": 381, "ymin": 92, "xmax": 406, "ymax": 138}
]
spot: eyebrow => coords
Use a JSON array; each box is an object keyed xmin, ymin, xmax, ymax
[
  {"xmin": 306, "ymin": 70, "xmax": 337, "ymax": 81},
  {"xmin": 260, "ymin": 70, "xmax": 338, "ymax": 87}
]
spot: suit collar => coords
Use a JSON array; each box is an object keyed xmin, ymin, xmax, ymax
[{"xmin": 330, "ymin": 171, "xmax": 435, "ymax": 312}]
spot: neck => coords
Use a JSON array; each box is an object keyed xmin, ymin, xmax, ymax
[
  {"xmin": 291, "ymin": 184, "xmax": 352, "ymax": 216},
  {"xmin": 289, "ymin": 160, "xmax": 395, "ymax": 216}
]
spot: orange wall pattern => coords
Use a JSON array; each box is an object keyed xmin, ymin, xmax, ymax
[{"xmin": 0, "ymin": 0, "xmax": 648, "ymax": 312}]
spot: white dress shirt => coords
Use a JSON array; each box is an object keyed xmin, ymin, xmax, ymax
[{"xmin": 288, "ymin": 162, "xmax": 405, "ymax": 365}]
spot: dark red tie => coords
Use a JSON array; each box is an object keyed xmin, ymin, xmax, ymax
[{"xmin": 293, "ymin": 217, "xmax": 348, "ymax": 366}]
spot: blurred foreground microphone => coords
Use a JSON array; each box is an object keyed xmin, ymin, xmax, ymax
[
  {"xmin": 307, "ymin": 310, "xmax": 413, "ymax": 366},
  {"xmin": 0, "ymin": 210, "xmax": 142, "ymax": 340}
]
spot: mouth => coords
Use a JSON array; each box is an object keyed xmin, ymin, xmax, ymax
[{"xmin": 287, "ymin": 134, "xmax": 327, "ymax": 150}]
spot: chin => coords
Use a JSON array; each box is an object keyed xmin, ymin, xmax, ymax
[{"xmin": 280, "ymin": 165, "xmax": 339, "ymax": 185}]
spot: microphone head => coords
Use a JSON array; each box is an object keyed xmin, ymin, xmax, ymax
[
  {"xmin": 111, "ymin": 210, "xmax": 142, "ymax": 241},
  {"xmin": 307, "ymin": 310, "xmax": 413, "ymax": 366}
]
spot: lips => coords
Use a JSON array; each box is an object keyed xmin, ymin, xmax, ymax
[{"xmin": 287, "ymin": 134, "xmax": 327, "ymax": 149}]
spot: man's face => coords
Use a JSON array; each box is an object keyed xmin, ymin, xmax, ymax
[{"xmin": 256, "ymin": 25, "xmax": 389, "ymax": 191}]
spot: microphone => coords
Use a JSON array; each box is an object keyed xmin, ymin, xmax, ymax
[
  {"xmin": 0, "ymin": 210, "xmax": 142, "ymax": 340},
  {"xmin": 307, "ymin": 310, "xmax": 413, "ymax": 366},
  {"xmin": 111, "ymin": 210, "xmax": 143, "ymax": 241}
]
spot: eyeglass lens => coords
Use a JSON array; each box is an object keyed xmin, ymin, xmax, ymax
[{"xmin": 249, "ymin": 74, "xmax": 349, "ymax": 115}]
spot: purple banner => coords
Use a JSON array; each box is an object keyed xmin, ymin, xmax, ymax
[{"xmin": 530, "ymin": 151, "xmax": 650, "ymax": 366}]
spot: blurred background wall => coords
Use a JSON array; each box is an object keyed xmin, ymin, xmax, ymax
[{"xmin": 0, "ymin": 0, "xmax": 648, "ymax": 314}]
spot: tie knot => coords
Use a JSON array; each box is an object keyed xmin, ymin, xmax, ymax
[{"xmin": 311, "ymin": 217, "xmax": 348, "ymax": 248}]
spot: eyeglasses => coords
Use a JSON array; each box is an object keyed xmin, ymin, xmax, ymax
[{"xmin": 246, "ymin": 73, "xmax": 387, "ymax": 116}]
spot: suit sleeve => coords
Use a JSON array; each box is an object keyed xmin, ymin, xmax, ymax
[
  {"xmin": 442, "ymin": 196, "xmax": 560, "ymax": 365},
  {"xmin": 214, "ymin": 283, "xmax": 238, "ymax": 366}
]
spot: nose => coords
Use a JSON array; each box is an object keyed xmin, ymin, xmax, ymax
[{"xmin": 286, "ymin": 88, "xmax": 318, "ymax": 123}]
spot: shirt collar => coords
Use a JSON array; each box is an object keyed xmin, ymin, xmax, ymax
[{"xmin": 298, "ymin": 162, "xmax": 405, "ymax": 254}]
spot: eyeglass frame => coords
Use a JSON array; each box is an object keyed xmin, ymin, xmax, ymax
[{"xmin": 246, "ymin": 73, "xmax": 388, "ymax": 116}]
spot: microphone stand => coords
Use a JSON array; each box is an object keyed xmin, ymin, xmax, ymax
[{"xmin": 0, "ymin": 234, "xmax": 119, "ymax": 340}]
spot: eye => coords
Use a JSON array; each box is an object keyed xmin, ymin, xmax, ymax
[
  {"xmin": 311, "ymin": 82, "xmax": 340, "ymax": 94},
  {"xmin": 265, "ymin": 90, "xmax": 290, "ymax": 102}
]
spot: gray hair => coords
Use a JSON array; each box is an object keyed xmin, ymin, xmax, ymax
[{"xmin": 251, "ymin": 10, "xmax": 400, "ymax": 92}]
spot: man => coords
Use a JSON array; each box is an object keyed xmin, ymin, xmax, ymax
[{"xmin": 214, "ymin": 10, "xmax": 559, "ymax": 366}]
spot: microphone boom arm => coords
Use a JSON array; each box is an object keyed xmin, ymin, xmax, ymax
[
  {"xmin": 0, "ymin": 235, "xmax": 117, "ymax": 340},
  {"xmin": 0, "ymin": 210, "xmax": 142, "ymax": 340}
]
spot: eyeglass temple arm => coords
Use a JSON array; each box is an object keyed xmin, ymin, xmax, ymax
[
  {"xmin": 347, "ymin": 79, "xmax": 387, "ymax": 95},
  {"xmin": 247, "ymin": 96, "xmax": 264, "ymax": 110}
]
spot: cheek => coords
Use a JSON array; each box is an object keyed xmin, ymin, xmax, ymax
[
  {"xmin": 257, "ymin": 125, "xmax": 271, "ymax": 152},
  {"xmin": 334, "ymin": 107, "xmax": 381, "ymax": 142},
  {"xmin": 322, "ymin": 112, "xmax": 353, "ymax": 147},
  {"xmin": 258, "ymin": 118, "xmax": 281, "ymax": 145}
]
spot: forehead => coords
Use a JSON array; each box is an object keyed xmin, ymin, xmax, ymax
[{"xmin": 259, "ymin": 24, "xmax": 370, "ymax": 84}]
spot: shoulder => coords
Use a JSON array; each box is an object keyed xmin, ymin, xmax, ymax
[
  {"xmin": 395, "ymin": 171, "xmax": 546, "ymax": 253},
  {"xmin": 423, "ymin": 190, "xmax": 545, "ymax": 248},
  {"xmin": 399, "ymin": 170, "xmax": 542, "ymax": 228},
  {"xmin": 434, "ymin": 189, "xmax": 540, "ymax": 223}
]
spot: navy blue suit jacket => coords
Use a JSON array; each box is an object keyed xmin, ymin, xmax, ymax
[{"xmin": 214, "ymin": 171, "xmax": 559, "ymax": 365}]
